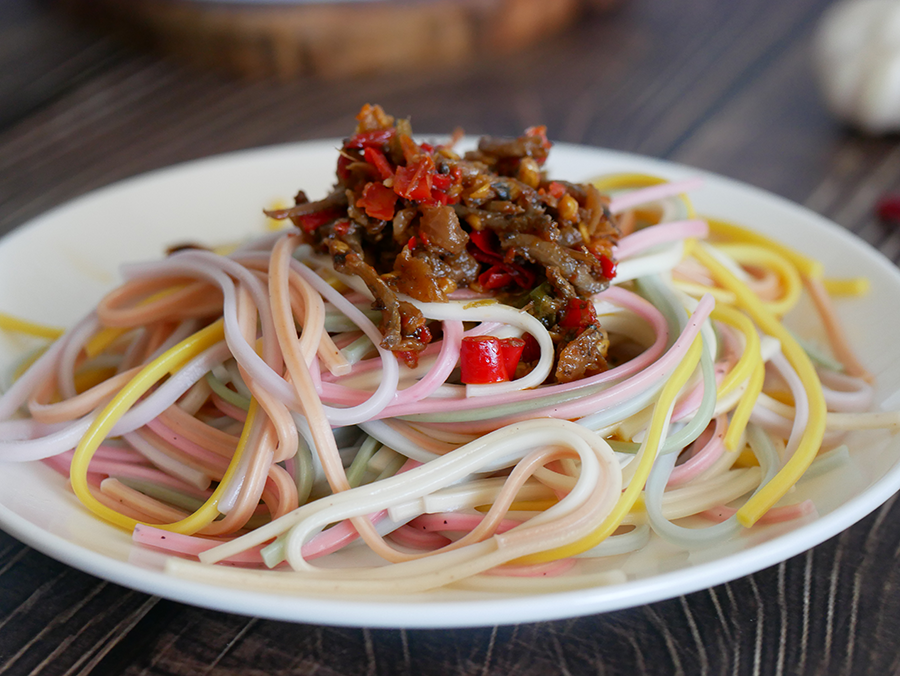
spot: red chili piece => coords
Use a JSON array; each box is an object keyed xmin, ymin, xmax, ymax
[
  {"xmin": 598, "ymin": 253, "xmax": 617, "ymax": 279},
  {"xmin": 296, "ymin": 208, "xmax": 342, "ymax": 233},
  {"xmin": 344, "ymin": 129, "xmax": 396, "ymax": 149},
  {"xmin": 559, "ymin": 297, "xmax": 597, "ymax": 331},
  {"xmin": 431, "ymin": 174, "xmax": 453, "ymax": 191},
  {"xmin": 526, "ymin": 125, "xmax": 551, "ymax": 148},
  {"xmin": 499, "ymin": 337, "xmax": 525, "ymax": 379},
  {"xmin": 468, "ymin": 230, "xmax": 535, "ymax": 290},
  {"xmin": 356, "ymin": 182, "xmax": 397, "ymax": 221},
  {"xmin": 364, "ymin": 147, "xmax": 394, "ymax": 180},
  {"xmin": 459, "ymin": 336, "xmax": 508, "ymax": 384},
  {"xmin": 520, "ymin": 333, "xmax": 541, "ymax": 362},
  {"xmin": 393, "ymin": 155, "xmax": 435, "ymax": 202},
  {"xmin": 478, "ymin": 266, "xmax": 514, "ymax": 290},
  {"xmin": 468, "ymin": 231, "xmax": 503, "ymax": 264},
  {"xmin": 547, "ymin": 181, "xmax": 567, "ymax": 199}
]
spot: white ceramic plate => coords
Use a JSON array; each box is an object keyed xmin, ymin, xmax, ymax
[{"xmin": 2, "ymin": 141, "xmax": 900, "ymax": 628}]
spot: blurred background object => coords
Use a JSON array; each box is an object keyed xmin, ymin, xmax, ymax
[
  {"xmin": 59, "ymin": 0, "xmax": 623, "ymax": 79},
  {"xmin": 814, "ymin": 0, "xmax": 900, "ymax": 133}
]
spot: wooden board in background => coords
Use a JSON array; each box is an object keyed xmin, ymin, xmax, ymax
[{"xmin": 60, "ymin": 0, "xmax": 621, "ymax": 79}]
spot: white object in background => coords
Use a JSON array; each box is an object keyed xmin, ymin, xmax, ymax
[{"xmin": 814, "ymin": 0, "xmax": 900, "ymax": 133}]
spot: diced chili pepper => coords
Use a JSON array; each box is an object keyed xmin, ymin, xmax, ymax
[
  {"xmin": 431, "ymin": 177, "xmax": 452, "ymax": 194},
  {"xmin": 296, "ymin": 208, "xmax": 342, "ymax": 233},
  {"xmin": 431, "ymin": 174, "xmax": 452, "ymax": 191},
  {"xmin": 525, "ymin": 125, "xmax": 552, "ymax": 155},
  {"xmin": 415, "ymin": 324, "xmax": 432, "ymax": 345},
  {"xmin": 520, "ymin": 333, "xmax": 541, "ymax": 362},
  {"xmin": 468, "ymin": 247, "xmax": 501, "ymax": 265},
  {"xmin": 396, "ymin": 326, "xmax": 431, "ymax": 369},
  {"xmin": 587, "ymin": 246, "xmax": 618, "ymax": 280},
  {"xmin": 344, "ymin": 128, "xmax": 396, "ymax": 149},
  {"xmin": 393, "ymin": 155, "xmax": 435, "ymax": 202},
  {"xmin": 499, "ymin": 337, "xmax": 525, "ymax": 379},
  {"xmin": 397, "ymin": 350, "xmax": 418, "ymax": 369},
  {"xmin": 364, "ymin": 147, "xmax": 394, "ymax": 180},
  {"xmin": 598, "ymin": 253, "xmax": 617, "ymax": 279},
  {"xmin": 430, "ymin": 167, "xmax": 462, "ymax": 206},
  {"xmin": 459, "ymin": 336, "xmax": 508, "ymax": 384},
  {"xmin": 547, "ymin": 181, "xmax": 567, "ymax": 199},
  {"xmin": 407, "ymin": 235, "xmax": 418, "ymax": 250},
  {"xmin": 333, "ymin": 219, "xmax": 352, "ymax": 236},
  {"xmin": 356, "ymin": 182, "xmax": 397, "ymax": 221},
  {"xmin": 478, "ymin": 266, "xmax": 514, "ymax": 290},
  {"xmin": 559, "ymin": 297, "xmax": 597, "ymax": 331},
  {"xmin": 468, "ymin": 229, "xmax": 500, "ymax": 255},
  {"xmin": 506, "ymin": 262, "xmax": 536, "ymax": 289}
]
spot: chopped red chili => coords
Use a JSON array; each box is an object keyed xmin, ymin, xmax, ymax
[
  {"xmin": 431, "ymin": 173, "xmax": 453, "ymax": 192},
  {"xmin": 478, "ymin": 266, "xmax": 514, "ymax": 290},
  {"xmin": 356, "ymin": 182, "xmax": 397, "ymax": 221},
  {"xmin": 332, "ymin": 218, "xmax": 352, "ymax": 236},
  {"xmin": 499, "ymin": 337, "xmax": 525, "ymax": 379},
  {"xmin": 468, "ymin": 229, "xmax": 500, "ymax": 256},
  {"xmin": 459, "ymin": 336, "xmax": 508, "ymax": 384},
  {"xmin": 525, "ymin": 125, "xmax": 552, "ymax": 161},
  {"xmin": 520, "ymin": 333, "xmax": 541, "ymax": 362},
  {"xmin": 393, "ymin": 156, "xmax": 435, "ymax": 202},
  {"xmin": 364, "ymin": 147, "xmax": 394, "ymax": 180},
  {"xmin": 547, "ymin": 181, "xmax": 567, "ymax": 199},
  {"xmin": 296, "ymin": 208, "xmax": 342, "ymax": 233},
  {"xmin": 598, "ymin": 253, "xmax": 617, "ymax": 279},
  {"xmin": 397, "ymin": 350, "xmax": 419, "ymax": 369},
  {"xmin": 345, "ymin": 128, "xmax": 396, "ymax": 149},
  {"xmin": 559, "ymin": 297, "xmax": 597, "ymax": 331}
]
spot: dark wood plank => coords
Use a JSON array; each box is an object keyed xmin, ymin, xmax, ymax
[
  {"xmin": 0, "ymin": 0, "xmax": 841, "ymax": 238},
  {"xmin": 0, "ymin": 0, "xmax": 123, "ymax": 134}
]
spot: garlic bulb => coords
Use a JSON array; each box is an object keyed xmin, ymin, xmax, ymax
[{"xmin": 814, "ymin": 0, "xmax": 900, "ymax": 133}]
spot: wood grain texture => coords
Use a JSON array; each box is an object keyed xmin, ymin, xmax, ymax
[{"xmin": 5, "ymin": 0, "xmax": 900, "ymax": 674}]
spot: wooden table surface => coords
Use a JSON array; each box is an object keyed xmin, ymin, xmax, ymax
[{"xmin": 4, "ymin": 0, "xmax": 900, "ymax": 674}]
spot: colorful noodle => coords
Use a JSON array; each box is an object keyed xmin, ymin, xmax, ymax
[{"xmin": 0, "ymin": 141, "xmax": 897, "ymax": 596}]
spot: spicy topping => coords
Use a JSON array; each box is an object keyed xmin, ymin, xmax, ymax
[{"xmin": 266, "ymin": 104, "xmax": 621, "ymax": 383}]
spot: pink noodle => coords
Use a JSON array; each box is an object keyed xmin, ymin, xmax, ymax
[
  {"xmin": 388, "ymin": 525, "xmax": 452, "ymax": 549},
  {"xmin": 608, "ymin": 177, "xmax": 704, "ymax": 214},
  {"xmin": 146, "ymin": 417, "xmax": 230, "ymax": 468},
  {"xmin": 211, "ymin": 393, "xmax": 248, "ymax": 422},
  {"xmin": 133, "ymin": 509, "xmax": 391, "ymax": 564},
  {"xmin": 671, "ymin": 323, "xmax": 739, "ymax": 421},
  {"xmin": 483, "ymin": 558, "xmax": 577, "ymax": 577},
  {"xmin": 700, "ymin": 500, "xmax": 817, "ymax": 524},
  {"xmin": 667, "ymin": 416, "xmax": 727, "ymax": 486},
  {"xmin": 615, "ymin": 219, "xmax": 709, "ymax": 260}
]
